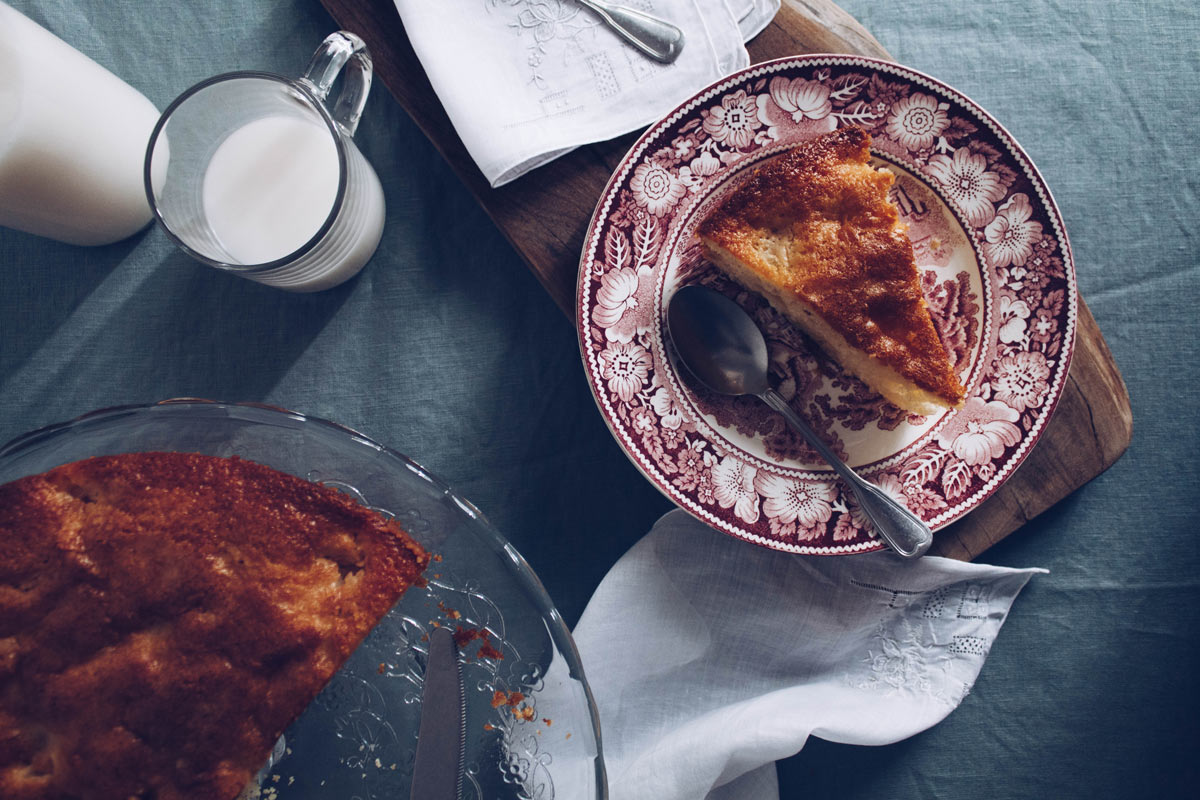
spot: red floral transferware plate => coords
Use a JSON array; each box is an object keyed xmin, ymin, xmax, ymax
[{"xmin": 576, "ymin": 56, "xmax": 1077, "ymax": 554}]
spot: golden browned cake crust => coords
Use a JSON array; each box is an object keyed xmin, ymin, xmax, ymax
[
  {"xmin": 698, "ymin": 126, "xmax": 966, "ymax": 412},
  {"xmin": 0, "ymin": 452, "xmax": 429, "ymax": 800}
]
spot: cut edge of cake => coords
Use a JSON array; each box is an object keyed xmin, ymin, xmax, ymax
[{"xmin": 703, "ymin": 237, "xmax": 959, "ymax": 416}]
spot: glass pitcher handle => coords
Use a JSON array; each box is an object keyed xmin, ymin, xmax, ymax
[{"xmin": 299, "ymin": 31, "xmax": 372, "ymax": 137}]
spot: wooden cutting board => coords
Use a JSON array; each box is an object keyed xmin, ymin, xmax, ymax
[{"xmin": 319, "ymin": 0, "xmax": 1132, "ymax": 560}]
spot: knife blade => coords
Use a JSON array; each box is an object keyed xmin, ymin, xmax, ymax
[{"xmin": 409, "ymin": 625, "xmax": 465, "ymax": 800}]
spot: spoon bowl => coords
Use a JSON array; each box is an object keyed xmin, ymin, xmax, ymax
[
  {"xmin": 667, "ymin": 284, "xmax": 770, "ymax": 396},
  {"xmin": 666, "ymin": 284, "xmax": 933, "ymax": 559}
]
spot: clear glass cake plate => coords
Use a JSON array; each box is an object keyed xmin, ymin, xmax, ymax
[{"xmin": 0, "ymin": 399, "xmax": 607, "ymax": 800}]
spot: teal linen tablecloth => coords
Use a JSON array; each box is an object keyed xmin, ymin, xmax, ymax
[{"xmin": 1, "ymin": 1, "xmax": 1196, "ymax": 796}]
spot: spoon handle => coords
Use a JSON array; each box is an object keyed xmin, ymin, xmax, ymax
[
  {"xmin": 760, "ymin": 389, "xmax": 933, "ymax": 558},
  {"xmin": 575, "ymin": 0, "xmax": 685, "ymax": 64}
]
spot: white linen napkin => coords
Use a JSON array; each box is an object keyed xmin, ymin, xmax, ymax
[
  {"xmin": 395, "ymin": 0, "xmax": 780, "ymax": 187},
  {"xmin": 570, "ymin": 509, "xmax": 1045, "ymax": 800}
]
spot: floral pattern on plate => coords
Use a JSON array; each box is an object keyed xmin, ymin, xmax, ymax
[{"xmin": 577, "ymin": 56, "xmax": 1077, "ymax": 554}]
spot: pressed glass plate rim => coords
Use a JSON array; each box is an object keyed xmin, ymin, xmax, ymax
[{"xmin": 0, "ymin": 398, "xmax": 608, "ymax": 799}]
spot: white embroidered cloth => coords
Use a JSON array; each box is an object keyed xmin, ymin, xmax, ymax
[
  {"xmin": 394, "ymin": 0, "xmax": 780, "ymax": 187},
  {"xmin": 568, "ymin": 509, "xmax": 1044, "ymax": 800}
]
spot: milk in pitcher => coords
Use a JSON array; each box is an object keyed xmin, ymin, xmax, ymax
[{"xmin": 201, "ymin": 114, "xmax": 385, "ymax": 290}]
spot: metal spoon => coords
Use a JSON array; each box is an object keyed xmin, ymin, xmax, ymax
[
  {"xmin": 666, "ymin": 285, "xmax": 933, "ymax": 558},
  {"xmin": 575, "ymin": 0, "xmax": 685, "ymax": 64}
]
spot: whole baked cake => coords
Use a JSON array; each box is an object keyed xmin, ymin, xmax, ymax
[
  {"xmin": 698, "ymin": 126, "xmax": 966, "ymax": 414},
  {"xmin": 0, "ymin": 452, "xmax": 429, "ymax": 800}
]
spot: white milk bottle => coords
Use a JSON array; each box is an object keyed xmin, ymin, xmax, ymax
[{"xmin": 0, "ymin": 2, "xmax": 162, "ymax": 245}]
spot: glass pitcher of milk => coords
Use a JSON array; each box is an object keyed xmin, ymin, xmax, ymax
[
  {"xmin": 145, "ymin": 31, "xmax": 385, "ymax": 292},
  {"xmin": 0, "ymin": 2, "xmax": 162, "ymax": 245}
]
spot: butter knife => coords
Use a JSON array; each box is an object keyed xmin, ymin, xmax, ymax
[
  {"xmin": 409, "ymin": 626, "xmax": 465, "ymax": 800},
  {"xmin": 575, "ymin": 0, "xmax": 685, "ymax": 64}
]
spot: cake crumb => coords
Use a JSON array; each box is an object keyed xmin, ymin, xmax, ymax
[
  {"xmin": 491, "ymin": 689, "xmax": 525, "ymax": 708},
  {"xmin": 455, "ymin": 626, "xmax": 503, "ymax": 660}
]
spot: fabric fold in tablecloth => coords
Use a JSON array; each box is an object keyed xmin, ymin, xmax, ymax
[
  {"xmin": 394, "ymin": 0, "xmax": 779, "ymax": 187},
  {"xmin": 569, "ymin": 509, "xmax": 1045, "ymax": 800}
]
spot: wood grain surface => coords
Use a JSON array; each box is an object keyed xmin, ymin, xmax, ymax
[{"xmin": 319, "ymin": 0, "xmax": 1132, "ymax": 560}]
